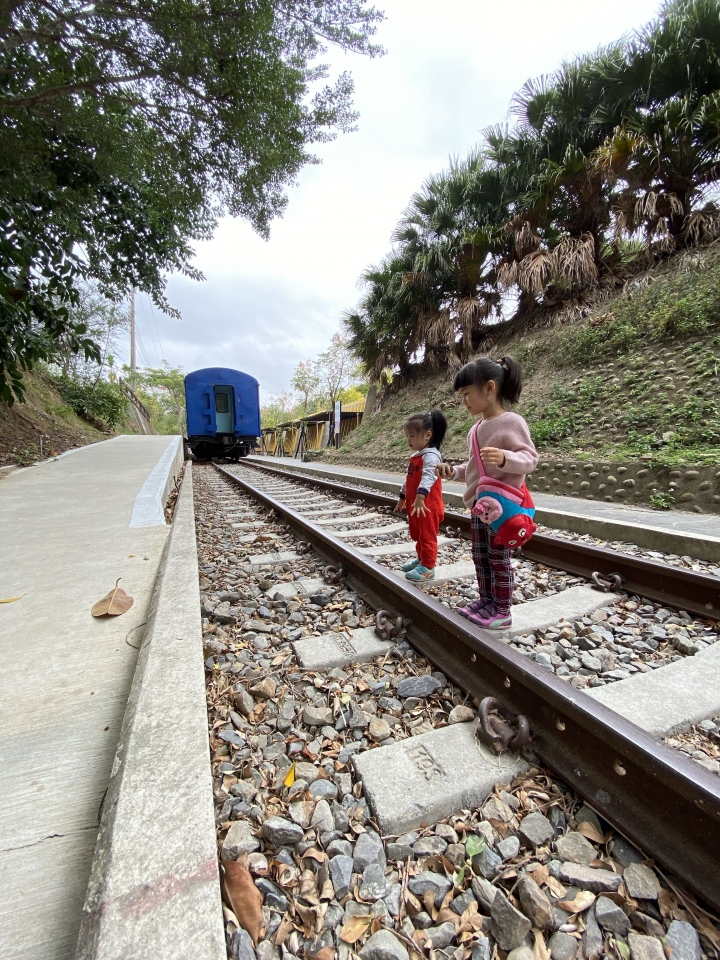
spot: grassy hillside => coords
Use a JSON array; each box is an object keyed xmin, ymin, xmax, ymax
[
  {"xmin": 0, "ymin": 370, "xmax": 133, "ymax": 467},
  {"xmin": 326, "ymin": 247, "xmax": 720, "ymax": 474}
]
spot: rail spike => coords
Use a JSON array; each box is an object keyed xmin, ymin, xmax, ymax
[
  {"xmin": 476, "ymin": 697, "xmax": 531, "ymax": 756},
  {"xmin": 296, "ymin": 541, "xmax": 312, "ymax": 555},
  {"xmin": 374, "ymin": 609, "xmax": 404, "ymax": 642},
  {"xmin": 322, "ymin": 564, "xmax": 346, "ymax": 585}
]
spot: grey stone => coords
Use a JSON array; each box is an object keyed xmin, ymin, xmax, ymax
[
  {"xmin": 595, "ymin": 896, "xmax": 630, "ymax": 935},
  {"xmin": 412, "ymin": 835, "xmax": 448, "ymax": 857},
  {"xmin": 575, "ymin": 805, "xmax": 603, "ymax": 834},
  {"xmin": 262, "ymin": 817, "xmax": 304, "ymax": 847},
  {"xmin": 507, "ymin": 949, "xmax": 535, "ymax": 960},
  {"xmin": 412, "ymin": 911, "xmax": 434, "ymax": 929},
  {"xmin": 231, "ymin": 928, "xmax": 257, "ymax": 960},
  {"xmin": 610, "ymin": 836, "xmax": 644, "ymax": 867},
  {"xmin": 293, "ymin": 761, "xmax": 319, "ymax": 783},
  {"xmin": 472, "ymin": 938, "xmax": 492, "ymax": 960},
  {"xmin": 359, "ymin": 863, "xmax": 390, "ymax": 901},
  {"xmin": 408, "ymin": 871, "xmax": 453, "ymax": 907},
  {"xmin": 303, "ymin": 705, "xmax": 333, "ymax": 726},
  {"xmin": 322, "ymin": 901, "xmax": 345, "ymax": 932},
  {"xmin": 256, "ymin": 942, "xmax": 279, "ymax": 960},
  {"xmin": 665, "ymin": 920, "xmax": 702, "ymax": 960},
  {"xmin": 548, "ymin": 932, "xmax": 577, "ymax": 960},
  {"xmin": 517, "ymin": 874, "xmax": 553, "ymax": 929},
  {"xmin": 386, "ymin": 842, "xmax": 414, "ymax": 862},
  {"xmin": 384, "ymin": 883, "xmax": 403, "ymax": 917},
  {"xmin": 397, "ymin": 676, "xmax": 443, "ymax": 698},
  {"xmin": 308, "ymin": 779, "xmax": 339, "ymax": 801},
  {"xmin": 256, "ymin": 877, "xmax": 288, "ymax": 913},
  {"xmin": 497, "ymin": 836, "xmax": 520, "ymax": 860},
  {"xmin": 370, "ymin": 718, "xmax": 392, "ymax": 741},
  {"xmin": 581, "ymin": 652, "xmax": 602, "ymax": 672},
  {"xmin": 632, "ymin": 913, "xmax": 666, "ymax": 939},
  {"xmin": 311, "ymin": 798, "xmax": 334, "ymax": 834},
  {"xmin": 519, "ymin": 812, "xmax": 555, "ymax": 849},
  {"xmin": 559, "ymin": 862, "xmax": 622, "ymax": 893},
  {"xmin": 353, "ymin": 830, "xmax": 386, "ymax": 872},
  {"xmin": 233, "ymin": 687, "xmax": 255, "ymax": 716},
  {"xmin": 472, "ymin": 846, "xmax": 502, "ymax": 879},
  {"xmin": 490, "ymin": 891, "xmax": 532, "ymax": 951},
  {"xmin": 222, "ymin": 820, "xmax": 260, "ymax": 858},
  {"xmin": 555, "ymin": 831, "xmax": 597, "ymax": 865},
  {"xmin": 359, "ymin": 930, "xmax": 409, "ymax": 960},
  {"xmin": 329, "ymin": 855, "xmax": 354, "ymax": 900},
  {"xmin": 336, "ymin": 701, "xmax": 370, "ymax": 731},
  {"xmin": 628, "ymin": 932, "xmax": 665, "ymax": 960},
  {"xmin": 584, "ymin": 905, "xmax": 604, "ymax": 959},
  {"xmin": 327, "ymin": 838, "xmax": 353, "ymax": 859},
  {"xmin": 426, "ymin": 922, "xmax": 456, "ymax": 950},
  {"xmin": 449, "ymin": 705, "xmax": 475, "ymax": 724},
  {"xmin": 623, "ymin": 863, "xmax": 661, "ymax": 900},
  {"xmin": 450, "ymin": 889, "xmax": 477, "ymax": 915},
  {"xmin": 471, "ymin": 876, "xmax": 497, "ymax": 913}
]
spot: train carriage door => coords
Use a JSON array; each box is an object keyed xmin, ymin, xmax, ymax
[{"xmin": 214, "ymin": 386, "xmax": 235, "ymax": 433}]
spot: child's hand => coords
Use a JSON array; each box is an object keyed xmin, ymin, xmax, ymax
[
  {"xmin": 393, "ymin": 498, "xmax": 406, "ymax": 513},
  {"xmin": 435, "ymin": 462, "xmax": 454, "ymax": 479},
  {"xmin": 411, "ymin": 494, "xmax": 428, "ymax": 517},
  {"xmin": 480, "ymin": 447, "xmax": 506, "ymax": 467}
]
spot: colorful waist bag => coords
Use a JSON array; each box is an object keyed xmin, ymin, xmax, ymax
[{"xmin": 470, "ymin": 425, "xmax": 537, "ymax": 549}]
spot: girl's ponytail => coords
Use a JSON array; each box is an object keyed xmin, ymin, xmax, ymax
[
  {"xmin": 499, "ymin": 356, "xmax": 522, "ymax": 404},
  {"xmin": 429, "ymin": 409, "xmax": 447, "ymax": 448}
]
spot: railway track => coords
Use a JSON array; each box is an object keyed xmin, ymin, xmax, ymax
[{"xmin": 197, "ymin": 462, "xmax": 720, "ymax": 960}]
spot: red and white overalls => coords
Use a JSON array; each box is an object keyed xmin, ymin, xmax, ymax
[{"xmin": 401, "ymin": 448, "xmax": 445, "ymax": 569}]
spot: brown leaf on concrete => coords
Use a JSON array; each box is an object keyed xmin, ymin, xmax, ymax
[
  {"xmin": 222, "ymin": 860, "xmax": 263, "ymax": 944},
  {"xmin": 91, "ymin": 579, "xmax": 134, "ymax": 617}
]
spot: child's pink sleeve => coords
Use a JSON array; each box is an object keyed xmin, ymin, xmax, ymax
[
  {"xmin": 499, "ymin": 419, "xmax": 538, "ymax": 475},
  {"xmin": 452, "ymin": 461, "xmax": 468, "ymax": 482}
]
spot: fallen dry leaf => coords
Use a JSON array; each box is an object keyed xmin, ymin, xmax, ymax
[
  {"xmin": 576, "ymin": 820, "xmax": 606, "ymax": 844},
  {"xmin": 557, "ymin": 891, "xmax": 596, "ymax": 914},
  {"xmin": 340, "ymin": 914, "xmax": 373, "ymax": 944},
  {"xmin": 533, "ymin": 864, "xmax": 550, "ymax": 887},
  {"xmin": 545, "ymin": 876, "xmax": 567, "ymax": 899},
  {"xmin": 315, "ymin": 949, "xmax": 335, "ymax": 960},
  {"xmin": 0, "ymin": 595, "xmax": 23, "ymax": 603},
  {"xmin": 222, "ymin": 860, "xmax": 263, "ymax": 944},
  {"xmin": 284, "ymin": 763, "xmax": 296, "ymax": 787},
  {"xmin": 91, "ymin": 579, "xmax": 134, "ymax": 617}
]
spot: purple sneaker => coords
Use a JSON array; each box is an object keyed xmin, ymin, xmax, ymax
[
  {"xmin": 467, "ymin": 610, "xmax": 512, "ymax": 630},
  {"xmin": 458, "ymin": 598, "xmax": 492, "ymax": 619}
]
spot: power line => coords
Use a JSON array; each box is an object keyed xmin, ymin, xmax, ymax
[{"xmin": 138, "ymin": 296, "xmax": 162, "ymax": 366}]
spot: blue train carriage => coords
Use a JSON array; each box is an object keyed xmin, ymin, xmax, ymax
[{"xmin": 184, "ymin": 367, "xmax": 261, "ymax": 460}]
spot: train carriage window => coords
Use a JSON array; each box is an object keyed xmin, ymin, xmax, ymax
[{"xmin": 215, "ymin": 392, "xmax": 229, "ymax": 413}]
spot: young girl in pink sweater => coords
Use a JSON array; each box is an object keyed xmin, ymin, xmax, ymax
[{"xmin": 437, "ymin": 356, "xmax": 538, "ymax": 629}]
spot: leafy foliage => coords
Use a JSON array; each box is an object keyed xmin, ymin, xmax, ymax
[
  {"xmin": 345, "ymin": 0, "xmax": 720, "ymax": 377},
  {"xmin": 55, "ymin": 376, "xmax": 128, "ymax": 429},
  {"xmin": 0, "ymin": 0, "xmax": 384, "ymax": 403}
]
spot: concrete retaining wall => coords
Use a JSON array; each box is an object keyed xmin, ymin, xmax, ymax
[
  {"xmin": 320, "ymin": 452, "xmax": 720, "ymax": 514},
  {"xmin": 75, "ymin": 462, "xmax": 225, "ymax": 960}
]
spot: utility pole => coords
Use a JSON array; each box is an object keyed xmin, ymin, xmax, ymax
[{"xmin": 129, "ymin": 289, "xmax": 136, "ymax": 386}]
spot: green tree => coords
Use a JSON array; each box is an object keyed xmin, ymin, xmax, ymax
[
  {"xmin": 132, "ymin": 364, "xmax": 187, "ymax": 435},
  {"xmin": 314, "ymin": 333, "xmax": 362, "ymax": 406},
  {"xmin": 291, "ymin": 360, "xmax": 321, "ymax": 413},
  {"xmin": 0, "ymin": 0, "xmax": 384, "ymax": 404}
]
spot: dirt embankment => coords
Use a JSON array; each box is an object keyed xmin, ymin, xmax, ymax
[{"xmin": 0, "ymin": 371, "xmax": 110, "ymax": 467}]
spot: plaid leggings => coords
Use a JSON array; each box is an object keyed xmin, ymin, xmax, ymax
[{"xmin": 471, "ymin": 515, "xmax": 514, "ymax": 616}]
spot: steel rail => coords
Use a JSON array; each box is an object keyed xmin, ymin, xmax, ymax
[
  {"xmin": 216, "ymin": 462, "xmax": 720, "ymax": 910},
  {"xmin": 237, "ymin": 459, "xmax": 720, "ymax": 619}
]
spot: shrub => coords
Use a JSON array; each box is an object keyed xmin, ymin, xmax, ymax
[{"xmin": 56, "ymin": 377, "xmax": 128, "ymax": 430}]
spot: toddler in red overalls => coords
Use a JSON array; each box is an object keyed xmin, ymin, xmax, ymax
[{"xmin": 393, "ymin": 410, "xmax": 448, "ymax": 581}]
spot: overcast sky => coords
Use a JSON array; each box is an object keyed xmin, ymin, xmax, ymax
[{"xmin": 126, "ymin": 0, "xmax": 661, "ymax": 401}]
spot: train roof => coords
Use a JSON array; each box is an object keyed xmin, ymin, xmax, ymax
[{"xmin": 184, "ymin": 367, "xmax": 259, "ymax": 386}]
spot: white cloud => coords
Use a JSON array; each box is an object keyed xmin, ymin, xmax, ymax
[{"xmin": 125, "ymin": 0, "xmax": 661, "ymax": 399}]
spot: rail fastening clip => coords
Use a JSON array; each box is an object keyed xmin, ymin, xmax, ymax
[
  {"xmin": 477, "ymin": 697, "xmax": 531, "ymax": 755},
  {"xmin": 374, "ymin": 610, "xmax": 404, "ymax": 642}
]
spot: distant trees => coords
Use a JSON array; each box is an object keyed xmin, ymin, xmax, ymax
[
  {"xmin": 346, "ymin": 0, "xmax": 720, "ymax": 377},
  {"xmin": 262, "ymin": 334, "xmax": 366, "ymax": 426},
  {"xmin": 0, "ymin": 0, "xmax": 384, "ymax": 404}
]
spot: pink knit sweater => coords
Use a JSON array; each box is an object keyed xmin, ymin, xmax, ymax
[{"xmin": 452, "ymin": 412, "xmax": 538, "ymax": 508}]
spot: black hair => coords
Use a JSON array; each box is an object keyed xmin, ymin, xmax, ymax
[
  {"xmin": 453, "ymin": 355, "xmax": 523, "ymax": 406},
  {"xmin": 404, "ymin": 409, "xmax": 447, "ymax": 448}
]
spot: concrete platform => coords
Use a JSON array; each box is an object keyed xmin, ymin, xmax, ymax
[
  {"xmin": 248, "ymin": 457, "xmax": 720, "ymax": 562},
  {"xmin": 0, "ymin": 435, "xmax": 183, "ymax": 960},
  {"xmin": 353, "ymin": 722, "xmax": 528, "ymax": 836}
]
